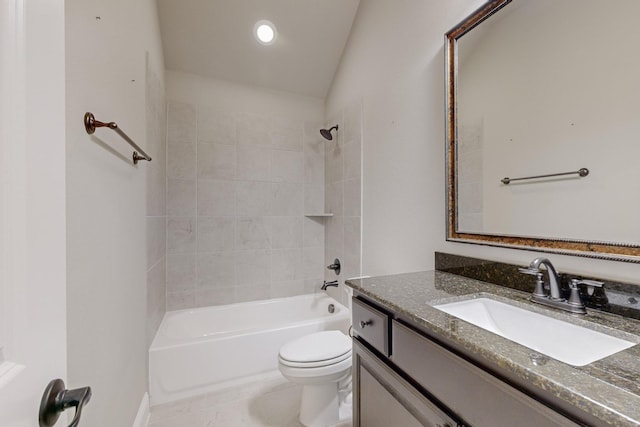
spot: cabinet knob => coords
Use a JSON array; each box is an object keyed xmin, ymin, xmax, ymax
[{"xmin": 360, "ymin": 320, "xmax": 372, "ymax": 328}]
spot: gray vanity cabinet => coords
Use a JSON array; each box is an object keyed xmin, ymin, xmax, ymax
[
  {"xmin": 354, "ymin": 339, "xmax": 457, "ymax": 427},
  {"xmin": 352, "ymin": 296, "xmax": 581, "ymax": 427}
]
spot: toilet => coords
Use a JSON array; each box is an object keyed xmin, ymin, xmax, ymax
[{"xmin": 278, "ymin": 330, "xmax": 353, "ymax": 427}]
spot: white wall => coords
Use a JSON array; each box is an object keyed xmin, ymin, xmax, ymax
[
  {"xmin": 327, "ymin": 0, "xmax": 486, "ymax": 277},
  {"xmin": 165, "ymin": 71, "xmax": 327, "ymax": 309},
  {"xmin": 0, "ymin": 0, "xmax": 67, "ymax": 424},
  {"xmin": 326, "ymin": 0, "xmax": 640, "ymax": 284},
  {"xmin": 65, "ymin": 0, "xmax": 164, "ymax": 425}
]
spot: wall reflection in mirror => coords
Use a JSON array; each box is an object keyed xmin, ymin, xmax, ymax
[{"xmin": 447, "ymin": 0, "xmax": 640, "ymax": 260}]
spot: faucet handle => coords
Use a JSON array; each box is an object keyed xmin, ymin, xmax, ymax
[
  {"xmin": 518, "ymin": 267, "xmax": 539, "ymax": 275},
  {"xmin": 566, "ymin": 279, "xmax": 588, "ymax": 311},
  {"xmin": 520, "ymin": 268, "xmax": 546, "ymax": 298},
  {"xmin": 571, "ymin": 279, "xmax": 604, "ymax": 288}
]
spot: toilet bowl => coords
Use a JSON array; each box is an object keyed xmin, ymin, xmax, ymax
[{"xmin": 278, "ymin": 330, "xmax": 352, "ymax": 427}]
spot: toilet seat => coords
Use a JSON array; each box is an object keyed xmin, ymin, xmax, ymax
[
  {"xmin": 278, "ymin": 330, "xmax": 351, "ymax": 367},
  {"xmin": 279, "ymin": 349, "xmax": 352, "ymax": 368}
]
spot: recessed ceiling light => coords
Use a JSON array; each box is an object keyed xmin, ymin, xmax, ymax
[{"xmin": 254, "ymin": 20, "xmax": 277, "ymax": 45}]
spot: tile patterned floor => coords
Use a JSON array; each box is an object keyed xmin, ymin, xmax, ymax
[{"xmin": 148, "ymin": 372, "xmax": 306, "ymax": 427}]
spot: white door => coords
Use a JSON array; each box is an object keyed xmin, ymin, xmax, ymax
[{"xmin": 0, "ymin": 0, "xmax": 68, "ymax": 426}]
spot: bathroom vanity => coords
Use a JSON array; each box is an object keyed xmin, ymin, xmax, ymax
[{"xmin": 346, "ymin": 271, "xmax": 640, "ymax": 426}]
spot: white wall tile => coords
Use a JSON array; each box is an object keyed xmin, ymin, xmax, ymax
[
  {"xmin": 146, "ymin": 256, "xmax": 165, "ymax": 345},
  {"xmin": 271, "ymin": 150, "xmax": 304, "ymax": 183},
  {"xmin": 167, "ymin": 291, "xmax": 196, "ymax": 311},
  {"xmin": 304, "ymin": 121, "xmax": 326, "ymax": 156},
  {"xmin": 270, "ymin": 280, "xmax": 305, "ymax": 298},
  {"xmin": 197, "ymin": 216, "xmax": 235, "ymax": 253},
  {"xmin": 236, "ymin": 181, "xmax": 271, "ymax": 216},
  {"xmin": 167, "ymin": 142, "xmax": 196, "ymax": 180},
  {"xmin": 236, "ymin": 217, "xmax": 271, "ymax": 250},
  {"xmin": 195, "ymin": 287, "xmax": 235, "ymax": 307},
  {"xmin": 325, "ymin": 143, "xmax": 344, "ymax": 184},
  {"xmin": 303, "ymin": 217, "xmax": 324, "ymax": 248},
  {"xmin": 168, "ymin": 102, "xmax": 196, "ymax": 145},
  {"xmin": 304, "ymin": 151, "xmax": 324, "ymax": 185},
  {"xmin": 271, "ymin": 248, "xmax": 303, "ymax": 282},
  {"xmin": 344, "ymin": 217, "xmax": 361, "ymax": 259},
  {"xmin": 197, "ymin": 143, "xmax": 236, "ymax": 180},
  {"xmin": 304, "ymin": 279, "xmax": 322, "ymax": 295},
  {"xmin": 269, "ymin": 217, "xmax": 302, "ymax": 249},
  {"xmin": 304, "ymin": 186, "xmax": 325, "ymax": 214},
  {"xmin": 235, "ymin": 285, "xmax": 271, "ymax": 303},
  {"xmin": 235, "ymin": 249, "xmax": 271, "ymax": 286},
  {"xmin": 270, "ymin": 183, "xmax": 303, "ymax": 216},
  {"xmin": 343, "ymin": 140, "xmax": 362, "ymax": 181},
  {"xmin": 303, "ymin": 246, "xmax": 324, "ymax": 280},
  {"xmin": 343, "ymin": 178, "xmax": 361, "ymax": 217},
  {"xmin": 237, "ymin": 113, "xmax": 271, "ymax": 147},
  {"xmin": 198, "ymin": 179, "xmax": 236, "ymax": 216},
  {"xmin": 146, "ymin": 158, "xmax": 167, "ymax": 217},
  {"xmin": 236, "ymin": 145, "xmax": 271, "ymax": 181},
  {"xmin": 167, "ymin": 179, "xmax": 196, "ymax": 216},
  {"xmin": 147, "ymin": 98, "xmax": 167, "ymax": 216},
  {"xmin": 166, "ymin": 253, "xmax": 196, "ymax": 291},
  {"xmin": 146, "ymin": 216, "xmax": 166, "ymax": 269},
  {"xmin": 271, "ymin": 126, "xmax": 302, "ymax": 152},
  {"xmin": 325, "ymin": 216, "xmax": 344, "ymax": 253},
  {"xmin": 325, "ymin": 181, "xmax": 344, "ymax": 215},
  {"xmin": 197, "ymin": 252, "xmax": 235, "ymax": 288},
  {"xmin": 197, "ymin": 107, "xmax": 236, "ymax": 145},
  {"xmin": 166, "ymin": 97, "xmax": 325, "ymax": 307},
  {"xmin": 167, "ymin": 217, "xmax": 196, "ymax": 254}
]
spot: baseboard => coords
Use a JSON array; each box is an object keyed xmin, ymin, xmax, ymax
[{"xmin": 132, "ymin": 392, "xmax": 150, "ymax": 427}]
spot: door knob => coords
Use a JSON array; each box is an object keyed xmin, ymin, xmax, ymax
[{"xmin": 39, "ymin": 378, "xmax": 92, "ymax": 427}]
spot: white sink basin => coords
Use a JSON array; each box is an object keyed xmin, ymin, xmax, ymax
[{"xmin": 434, "ymin": 297, "xmax": 636, "ymax": 366}]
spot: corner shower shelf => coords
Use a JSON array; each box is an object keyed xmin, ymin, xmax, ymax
[{"xmin": 304, "ymin": 213, "xmax": 334, "ymax": 217}]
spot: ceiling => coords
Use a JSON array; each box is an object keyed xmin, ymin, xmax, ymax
[{"xmin": 157, "ymin": 0, "xmax": 360, "ymax": 99}]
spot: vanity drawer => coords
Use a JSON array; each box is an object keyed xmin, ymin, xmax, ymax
[
  {"xmin": 352, "ymin": 297, "xmax": 390, "ymax": 356},
  {"xmin": 391, "ymin": 320, "xmax": 579, "ymax": 427}
]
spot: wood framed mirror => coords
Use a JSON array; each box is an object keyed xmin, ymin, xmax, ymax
[{"xmin": 445, "ymin": 0, "xmax": 640, "ymax": 262}]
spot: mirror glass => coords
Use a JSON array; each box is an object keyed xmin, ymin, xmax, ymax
[{"xmin": 446, "ymin": 0, "xmax": 640, "ymax": 261}]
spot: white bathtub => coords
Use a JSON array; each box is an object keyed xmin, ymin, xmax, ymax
[{"xmin": 149, "ymin": 293, "xmax": 351, "ymax": 406}]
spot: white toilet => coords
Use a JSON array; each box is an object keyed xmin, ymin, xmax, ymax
[{"xmin": 278, "ymin": 330, "xmax": 353, "ymax": 427}]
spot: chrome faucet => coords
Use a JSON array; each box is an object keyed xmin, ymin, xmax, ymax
[
  {"xmin": 519, "ymin": 257, "xmax": 591, "ymax": 314},
  {"xmin": 529, "ymin": 257, "xmax": 562, "ymax": 299},
  {"xmin": 321, "ymin": 280, "xmax": 339, "ymax": 290}
]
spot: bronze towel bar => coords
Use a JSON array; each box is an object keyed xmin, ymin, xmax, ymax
[
  {"xmin": 501, "ymin": 168, "xmax": 589, "ymax": 185},
  {"xmin": 84, "ymin": 112, "xmax": 152, "ymax": 165}
]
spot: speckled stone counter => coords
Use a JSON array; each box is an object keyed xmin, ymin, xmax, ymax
[{"xmin": 346, "ymin": 271, "xmax": 640, "ymax": 426}]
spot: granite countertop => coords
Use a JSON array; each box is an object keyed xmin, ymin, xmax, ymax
[{"xmin": 346, "ymin": 270, "xmax": 640, "ymax": 427}]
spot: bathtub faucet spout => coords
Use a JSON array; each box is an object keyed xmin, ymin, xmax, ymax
[{"xmin": 321, "ymin": 280, "xmax": 339, "ymax": 290}]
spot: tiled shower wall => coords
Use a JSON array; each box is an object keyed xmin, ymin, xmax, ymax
[
  {"xmin": 146, "ymin": 64, "xmax": 167, "ymax": 345},
  {"xmin": 165, "ymin": 101, "xmax": 326, "ymax": 310},
  {"xmin": 325, "ymin": 100, "xmax": 363, "ymax": 304}
]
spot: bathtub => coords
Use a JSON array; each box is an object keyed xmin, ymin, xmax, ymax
[{"xmin": 149, "ymin": 293, "xmax": 351, "ymax": 406}]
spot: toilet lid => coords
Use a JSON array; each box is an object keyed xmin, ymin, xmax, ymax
[{"xmin": 279, "ymin": 330, "xmax": 351, "ymax": 364}]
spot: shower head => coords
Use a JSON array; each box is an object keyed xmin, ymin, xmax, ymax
[{"xmin": 320, "ymin": 125, "xmax": 339, "ymax": 141}]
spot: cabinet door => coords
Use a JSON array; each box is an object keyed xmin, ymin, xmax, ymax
[
  {"xmin": 392, "ymin": 321, "xmax": 580, "ymax": 427},
  {"xmin": 354, "ymin": 340, "xmax": 457, "ymax": 427}
]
